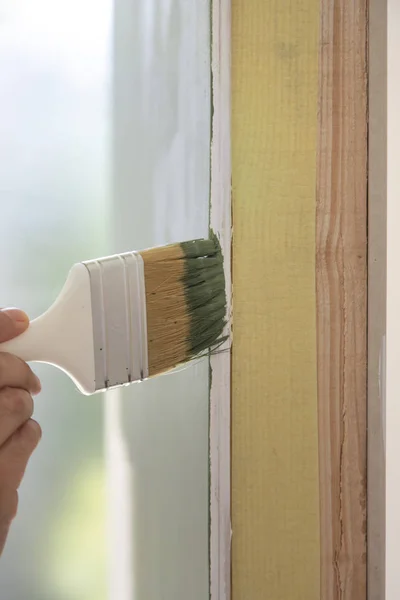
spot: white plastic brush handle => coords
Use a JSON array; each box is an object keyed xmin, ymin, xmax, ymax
[{"xmin": 0, "ymin": 264, "xmax": 96, "ymax": 395}]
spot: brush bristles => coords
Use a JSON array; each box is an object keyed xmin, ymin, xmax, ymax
[{"xmin": 141, "ymin": 238, "xmax": 227, "ymax": 377}]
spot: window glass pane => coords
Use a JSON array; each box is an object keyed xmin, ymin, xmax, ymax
[
  {"xmin": 0, "ymin": 1, "xmax": 211, "ymax": 598},
  {"xmin": 0, "ymin": 1, "xmax": 111, "ymax": 599},
  {"xmin": 110, "ymin": 1, "xmax": 211, "ymax": 598}
]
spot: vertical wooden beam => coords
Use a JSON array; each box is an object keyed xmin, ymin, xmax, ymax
[
  {"xmin": 316, "ymin": 1, "xmax": 368, "ymax": 598},
  {"xmin": 368, "ymin": 0, "xmax": 387, "ymax": 597},
  {"xmin": 232, "ymin": 2, "xmax": 320, "ymax": 598}
]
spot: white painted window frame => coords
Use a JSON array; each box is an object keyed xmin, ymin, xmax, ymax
[{"xmin": 209, "ymin": 1, "xmax": 232, "ymax": 599}]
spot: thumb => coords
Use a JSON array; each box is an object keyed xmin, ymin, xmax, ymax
[{"xmin": 0, "ymin": 308, "xmax": 30, "ymax": 344}]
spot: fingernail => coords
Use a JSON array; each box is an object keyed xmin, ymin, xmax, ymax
[
  {"xmin": 2, "ymin": 308, "xmax": 29, "ymax": 331},
  {"xmin": 33, "ymin": 374, "xmax": 42, "ymax": 394}
]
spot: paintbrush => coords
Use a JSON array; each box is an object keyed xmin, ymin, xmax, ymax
[{"xmin": 0, "ymin": 238, "xmax": 226, "ymax": 394}]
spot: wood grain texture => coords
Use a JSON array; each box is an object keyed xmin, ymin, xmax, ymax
[
  {"xmin": 316, "ymin": 1, "xmax": 368, "ymax": 598},
  {"xmin": 232, "ymin": 1, "xmax": 320, "ymax": 598}
]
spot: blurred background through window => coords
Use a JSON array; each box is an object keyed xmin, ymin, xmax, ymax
[{"xmin": 0, "ymin": 1, "xmax": 211, "ymax": 599}]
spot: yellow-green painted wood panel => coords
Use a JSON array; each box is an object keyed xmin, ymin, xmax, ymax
[{"xmin": 232, "ymin": 1, "xmax": 320, "ymax": 598}]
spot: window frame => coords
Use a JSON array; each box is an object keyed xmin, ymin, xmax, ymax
[{"xmin": 209, "ymin": 1, "xmax": 232, "ymax": 599}]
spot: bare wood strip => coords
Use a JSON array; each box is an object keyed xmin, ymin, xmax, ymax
[{"xmin": 316, "ymin": 1, "xmax": 368, "ymax": 598}]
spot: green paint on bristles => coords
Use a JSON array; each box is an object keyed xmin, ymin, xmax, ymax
[{"xmin": 180, "ymin": 235, "xmax": 227, "ymax": 356}]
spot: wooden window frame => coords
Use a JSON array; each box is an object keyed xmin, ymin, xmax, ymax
[
  {"xmin": 228, "ymin": 1, "xmax": 382, "ymax": 599},
  {"xmin": 209, "ymin": 1, "xmax": 232, "ymax": 599}
]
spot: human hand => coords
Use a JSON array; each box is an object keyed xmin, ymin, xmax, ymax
[{"xmin": 0, "ymin": 309, "xmax": 41, "ymax": 555}]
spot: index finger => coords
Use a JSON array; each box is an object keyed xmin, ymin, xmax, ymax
[{"xmin": 0, "ymin": 309, "xmax": 29, "ymax": 344}]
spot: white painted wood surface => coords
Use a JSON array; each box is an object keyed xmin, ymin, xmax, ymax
[{"xmin": 209, "ymin": 1, "xmax": 232, "ymax": 599}]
